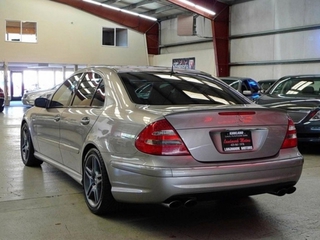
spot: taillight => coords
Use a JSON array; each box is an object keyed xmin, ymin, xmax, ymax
[
  {"xmin": 135, "ymin": 119, "xmax": 190, "ymax": 156},
  {"xmin": 281, "ymin": 118, "xmax": 297, "ymax": 149},
  {"xmin": 309, "ymin": 109, "xmax": 320, "ymax": 121}
]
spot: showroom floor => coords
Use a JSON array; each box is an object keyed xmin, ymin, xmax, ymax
[{"xmin": 0, "ymin": 102, "xmax": 319, "ymax": 240}]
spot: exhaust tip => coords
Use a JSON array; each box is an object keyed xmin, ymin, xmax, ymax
[
  {"xmin": 162, "ymin": 200, "xmax": 183, "ymax": 209},
  {"xmin": 286, "ymin": 186, "xmax": 296, "ymax": 194},
  {"xmin": 276, "ymin": 189, "xmax": 287, "ymax": 196},
  {"xmin": 269, "ymin": 186, "xmax": 297, "ymax": 196},
  {"xmin": 184, "ymin": 199, "xmax": 197, "ymax": 208}
]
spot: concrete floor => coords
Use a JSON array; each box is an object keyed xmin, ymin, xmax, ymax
[{"xmin": 0, "ymin": 102, "xmax": 319, "ymax": 240}]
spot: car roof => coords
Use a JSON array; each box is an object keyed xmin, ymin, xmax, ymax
[
  {"xmin": 220, "ymin": 76, "xmax": 255, "ymax": 81},
  {"xmin": 77, "ymin": 65, "xmax": 211, "ymax": 76},
  {"xmin": 259, "ymin": 79, "xmax": 276, "ymax": 82},
  {"xmin": 278, "ymin": 74, "xmax": 320, "ymax": 80}
]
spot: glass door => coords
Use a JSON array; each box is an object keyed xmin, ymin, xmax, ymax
[{"xmin": 10, "ymin": 71, "xmax": 24, "ymax": 101}]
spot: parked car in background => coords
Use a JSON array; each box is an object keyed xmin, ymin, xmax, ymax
[
  {"xmin": 255, "ymin": 74, "xmax": 320, "ymax": 144},
  {"xmin": 220, "ymin": 77, "xmax": 261, "ymax": 100},
  {"xmin": 0, "ymin": 87, "xmax": 4, "ymax": 112},
  {"xmin": 21, "ymin": 84, "xmax": 60, "ymax": 106},
  {"xmin": 258, "ymin": 79, "xmax": 276, "ymax": 92},
  {"xmin": 21, "ymin": 66, "xmax": 303, "ymax": 215}
]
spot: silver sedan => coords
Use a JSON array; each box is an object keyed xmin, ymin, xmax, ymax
[{"xmin": 20, "ymin": 66, "xmax": 304, "ymax": 215}]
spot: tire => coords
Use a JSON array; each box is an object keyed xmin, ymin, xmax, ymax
[
  {"xmin": 83, "ymin": 148, "xmax": 118, "ymax": 215},
  {"xmin": 20, "ymin": 122, "xmax": 43, "ymax": 166}
]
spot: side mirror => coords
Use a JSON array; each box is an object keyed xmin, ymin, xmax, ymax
[{"xmin": 34, "ymin": 97, "xmax": 49, "ymax": 108}]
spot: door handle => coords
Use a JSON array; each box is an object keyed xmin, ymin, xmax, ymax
[
  {"xmin": 81, "ymin": 117, "xmax": 90, "ymax": 125},
  {"xmin": 54, "ymin": 116, "xmax": 60, "ymax": 122}
]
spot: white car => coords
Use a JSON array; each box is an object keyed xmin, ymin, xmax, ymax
[{"xmin": 21, "ymin": 85, "xmax": 60, "ymax": 106}]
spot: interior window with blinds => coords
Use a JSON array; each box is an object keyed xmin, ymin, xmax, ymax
[{"xmin": 6, "ymin": 20, "xmax": 37, "ymax": 43}]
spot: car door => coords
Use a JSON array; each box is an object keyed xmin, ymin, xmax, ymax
[
  {"xmin": 59, "ymin": 72, "xmax": 104, "ymax": 173},
  {"xmin": 33, "ymin": 73, "xmax": 83, "ymax": 163}
]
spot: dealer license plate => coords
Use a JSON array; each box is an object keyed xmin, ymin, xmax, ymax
[{"xmin": 221, "ymin": 130, "xmax": 253, "ymax": 152}]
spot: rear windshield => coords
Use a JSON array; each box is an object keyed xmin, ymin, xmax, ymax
[{"xmin": 119, "ymin": 72, "xmax": 246, "ymax": 105}]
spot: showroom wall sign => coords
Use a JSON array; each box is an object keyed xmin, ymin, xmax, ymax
[{"xmin": 172, "ymin": 57, "xmax": 195, "ymax": 69}]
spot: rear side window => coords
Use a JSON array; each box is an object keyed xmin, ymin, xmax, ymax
[
  {"xmin": 50, "ymin": 73, "xmax": 83, "ymax": 107},
  {"xmin": 119, "ymin": 72, "xmax": 245, "ymax": 105},
  {"xmin": 71, "ymin": 72, "xmax": 103, "ymax": 106}
]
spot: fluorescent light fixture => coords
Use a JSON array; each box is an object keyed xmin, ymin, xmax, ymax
[
  {"xmin": 179, "ymin": 0, "xmax": 195, "ymax": 7},
  {"xmin": 139, "ymin": 15, "xmax": 157, "ymax": 21},
  {"xmin": 83, "ymin": 0, "xmax": 157, "ymax": 21},
  {"xmin": 195, "ymin": 5, "xmax": 216, "ymax": 15},
  {"xmin": 121, "ymin": 9, "xmax": 139, "ymax": 16},
  {"xmin": 101, "ymin": 4, "xmax": 119, "ymax": 11},
  {"xmin": 179, "ymin": 0, "xmax": 216, "ymax": 16},
  {"xmin": 83, "ymin": 0, "xmax": 101, "ymax": 6}
]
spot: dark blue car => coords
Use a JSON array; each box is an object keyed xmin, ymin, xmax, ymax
[{"xmin": 255, "ymin": 74, "xmax": 320, "ymax": 144}]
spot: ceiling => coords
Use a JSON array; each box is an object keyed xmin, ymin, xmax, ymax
[
  {"xmin": 6, "ymin": 0, "xmax": 252, "ymax": 70},
  {"xmin": 89, "ymin": 0, "xmax": 251, "ymax": 21}
]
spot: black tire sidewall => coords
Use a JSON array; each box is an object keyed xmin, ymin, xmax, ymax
[{"xmin": 83, "ymin": 148, "xmax": 115, "ymax": 215}]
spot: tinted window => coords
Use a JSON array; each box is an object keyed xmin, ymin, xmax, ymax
[
  {"xmin": 91, "ymin": 82, "xmax": 105, "ymax": 107},
  {"xmin": 71, "ymin": 72, "xmax": 103, "ymax": 106},
  {"xmin": 50, "ymin": 73, "xmax": 83, "ymax": 107},
  {"xmin": 271, "ymin": 77, "xmax": 320, "ymax": 95},
  {"xmin": 119, "ymin": 72, "xmax": 245, "ymax": 105}
]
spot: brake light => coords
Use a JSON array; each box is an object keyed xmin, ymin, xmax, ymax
[
  {"xmin": 309, "ymin": 109, "xmax": 320, "ymax": 121},
  {"xmin": 281, "ymin": 118, "xmax": 297, "ymax": 149},
  {"xmin": 135, "ymin": 119, "xmax": 190, "ymax": 156}
]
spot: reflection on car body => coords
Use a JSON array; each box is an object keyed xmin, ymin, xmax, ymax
[
  {"xmin": 21, "ymin": 66, "xmax": 303, "ymax": 215},
  {"xmin": 21, "ymin": 84, "xmax": 60, "ymax": 106},
  {"xmin": 256, "ymin": 74, "xmax": 320, "ymax": 144}
]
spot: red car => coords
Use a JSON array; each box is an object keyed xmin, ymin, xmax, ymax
[{"xmin": 0, "ymin": 87, "xmax": 4, "ymax": 112}]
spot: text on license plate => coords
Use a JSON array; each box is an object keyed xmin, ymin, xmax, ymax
[{"xmin": 221, "ymin": 130, "xmax": 253, "ymax": 152}]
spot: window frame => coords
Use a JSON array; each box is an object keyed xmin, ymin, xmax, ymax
[
  {"xmin": 102, "ymin": 27, "xmax": 128, "ymax": 47},
  {"xmin": 5, "ymin": 20, "xmax": 37, "ymax": 43}
]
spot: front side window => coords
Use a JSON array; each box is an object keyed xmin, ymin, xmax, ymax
[
  {"xmin": 71, "ymin": 72, "xmax": 103, "ymax": 106},
  {"xmin": 6, "ymin": 20, "xmax": 37, "ymax": 43}
]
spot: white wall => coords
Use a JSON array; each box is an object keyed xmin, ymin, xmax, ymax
[
  {"xmin": 152, "ymin": 17, "xmax": 216, "ymax": 76},
  {"xmin": 151, "ymin": 44, "xmax": 216, "ymax": 76},
  {"xmin": 0, "ymin": 0, "xmax": 149, "ymax": 66},
  {"xmin": 229, "ymin": 0, "xmax": 320, "ymax": 80}
]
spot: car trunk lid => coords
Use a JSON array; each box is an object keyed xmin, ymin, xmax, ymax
[{"xmin": 163, "ymin": 105, "xmax": 289, "ymax": 162}]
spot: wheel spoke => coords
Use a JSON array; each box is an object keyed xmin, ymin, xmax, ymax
[
  {"xmin": 84, "ymin": 154, "xmax": 103, "ymax": 206},
  {"xmin": 21, "ymin": 128, "xmax": 29, "ymax": 159}
]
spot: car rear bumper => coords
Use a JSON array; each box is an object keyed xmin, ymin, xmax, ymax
[
  {"xmin": 296, "ymin": 124, "xmax": 320, "ymax": 143},
  {"xmin": 108, "ymin": 150, "xmax": 304, "ymax": 204}
]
